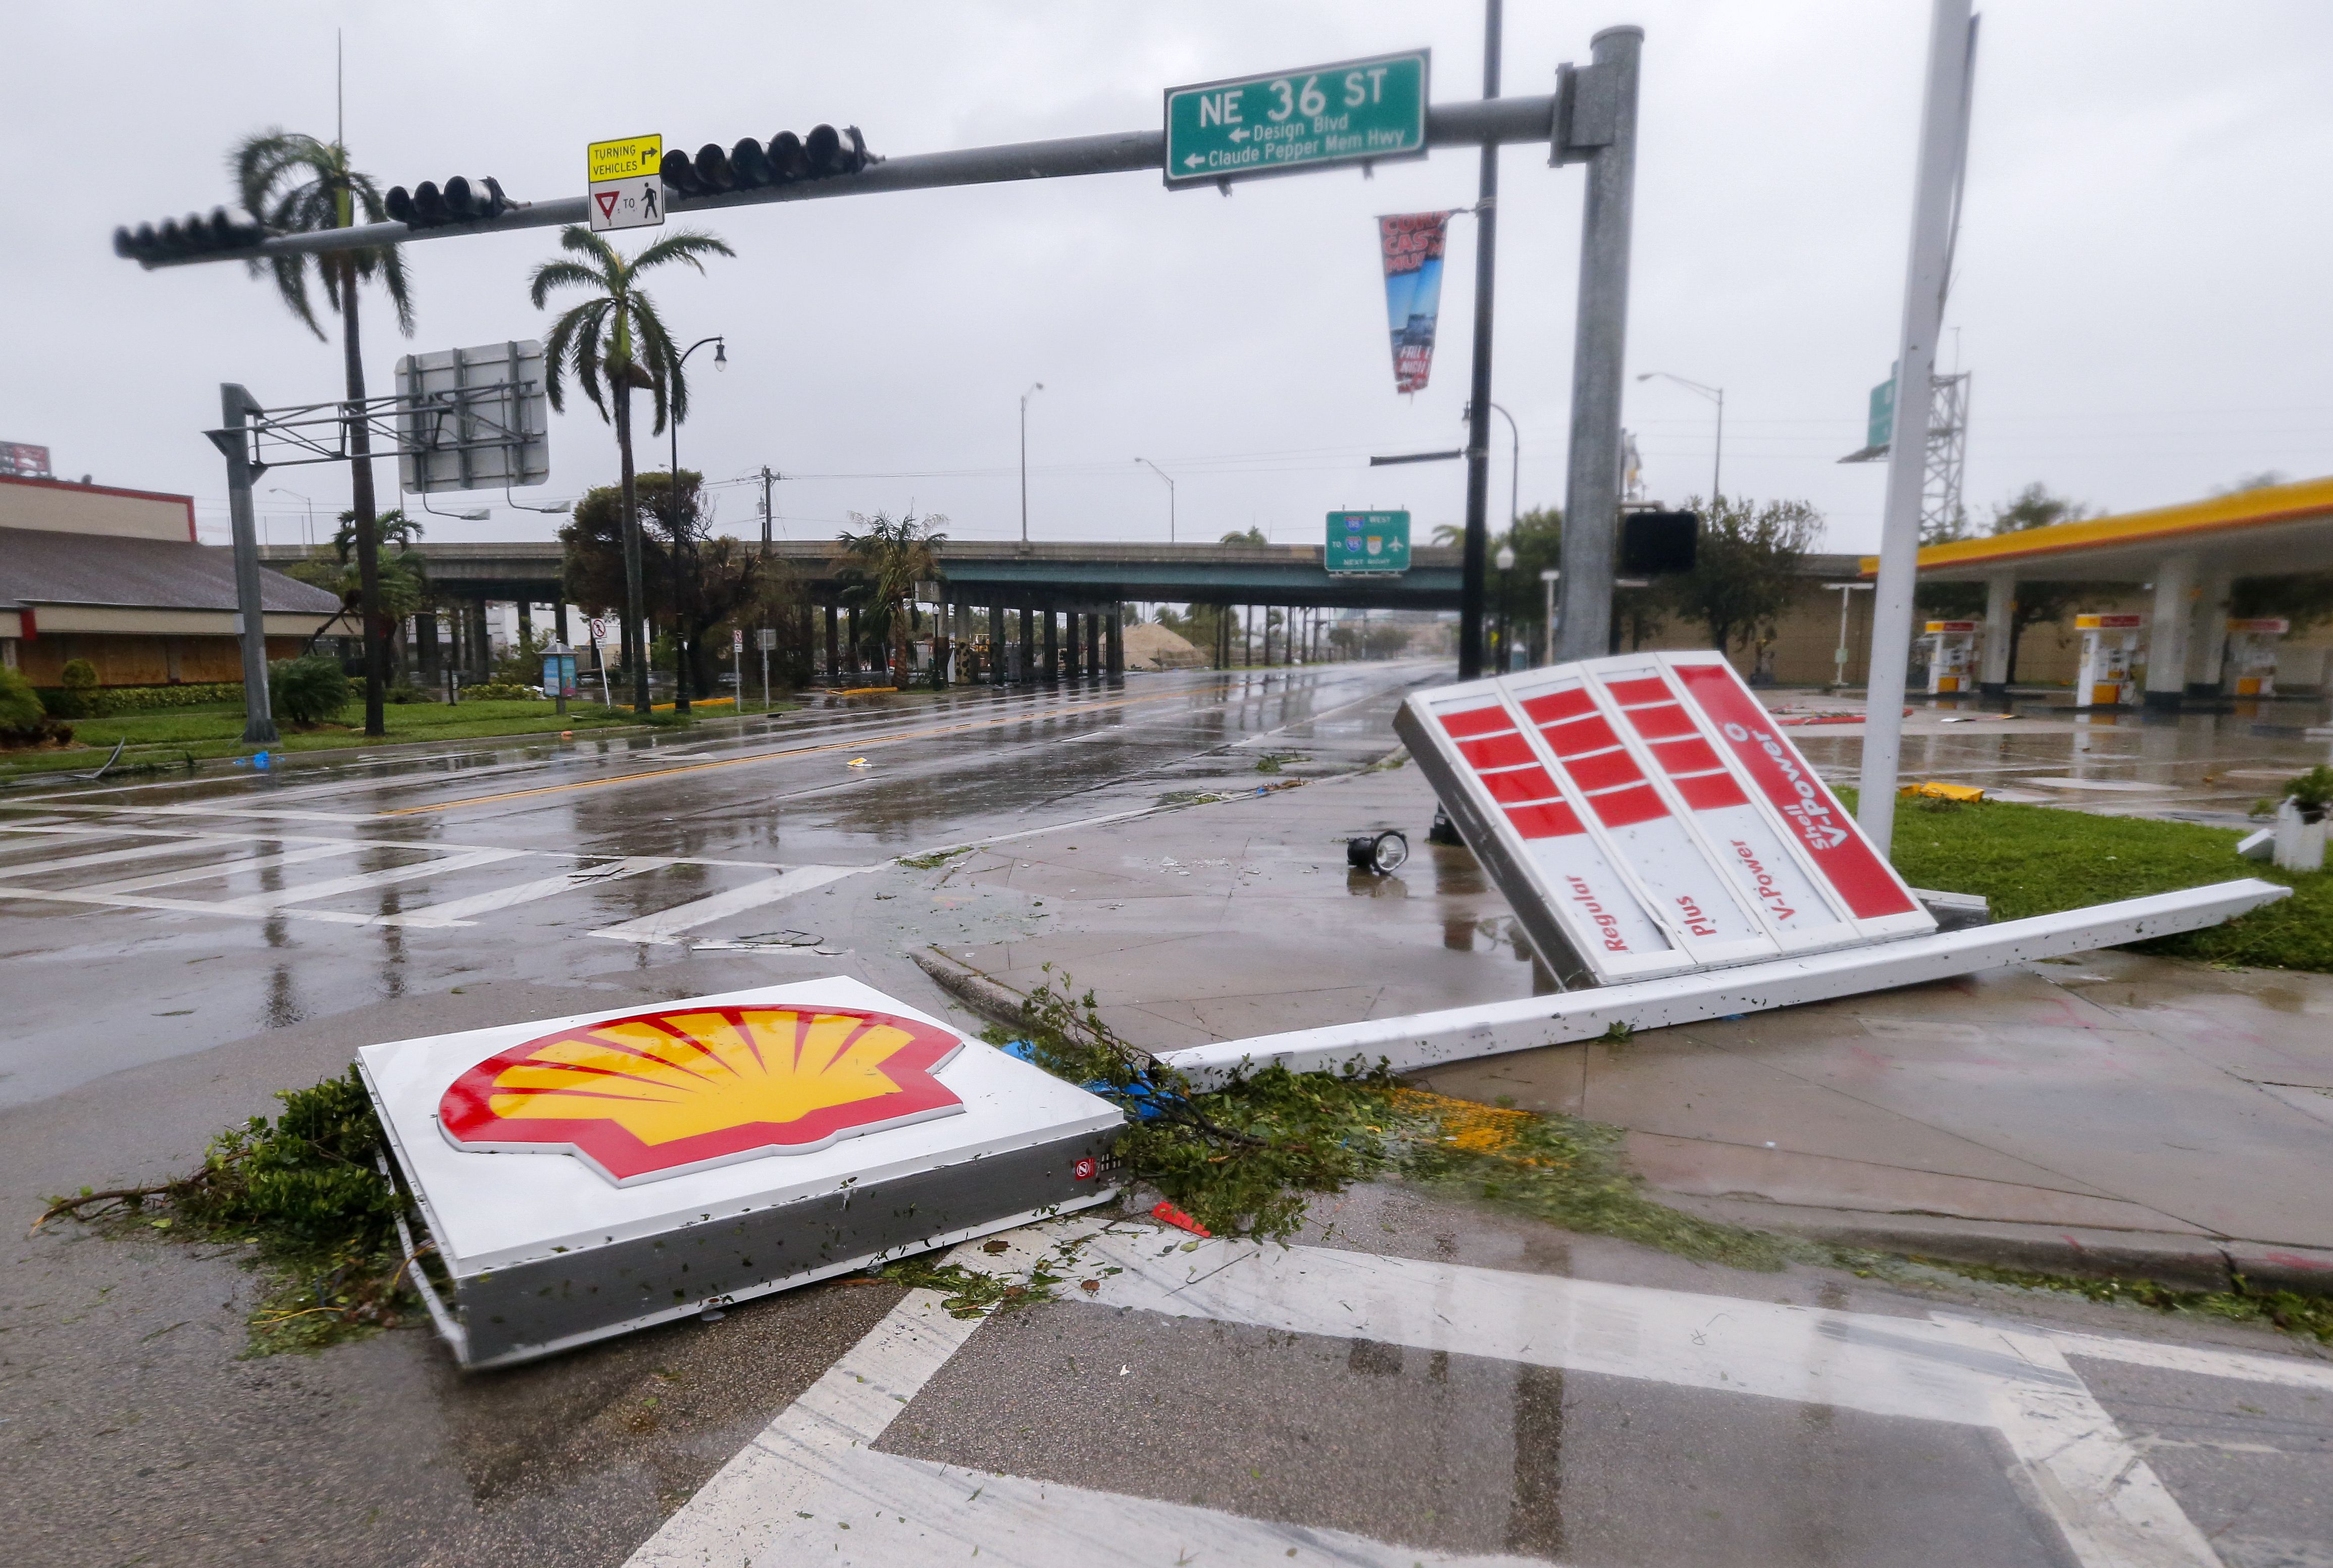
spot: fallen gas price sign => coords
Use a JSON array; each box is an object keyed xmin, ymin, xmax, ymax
[
  {"xmin": 361, "ymin": 977, "xmax": 1122, "ymax": 1368},
  {"xmin": 1149, "ymin": 653, "xmax": 2289, "ymax": 1087}
]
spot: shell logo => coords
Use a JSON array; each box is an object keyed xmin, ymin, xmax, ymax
[{"xmin": 437, "ymin": 1004, "xmax": 966, "ymax": 1185}]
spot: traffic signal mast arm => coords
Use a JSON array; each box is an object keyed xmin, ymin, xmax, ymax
[{"xmin": 117, "ymin": 94, "xmax": 1558, "ymax": 268}]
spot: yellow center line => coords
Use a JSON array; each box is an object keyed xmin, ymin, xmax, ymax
[{"xmin": 373, "ymin": 687, "xmax": 1209, "ymax": 817}]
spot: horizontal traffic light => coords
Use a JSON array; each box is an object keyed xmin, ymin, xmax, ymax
[
  {"xmin": 658, "ymin": 126, "xmax": 873, "ymax": 196},
  {"xmin": 113, "ymin": 207, "xmax": 266, "ymax": 263},
  {"xmin": 385, "ymin": 175, "xmax": 512, "ymax": 229}
]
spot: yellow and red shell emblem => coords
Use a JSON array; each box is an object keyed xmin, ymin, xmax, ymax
[{"xmin": 438, "ymin": 1004, "xmax": 966, "ymax": 1185}]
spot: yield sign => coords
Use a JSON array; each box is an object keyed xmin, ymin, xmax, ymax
[{"xmin": 588, "ymin": 175, "xmax": 662, "ymax": 233}]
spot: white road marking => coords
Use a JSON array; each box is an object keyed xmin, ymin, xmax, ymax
[
  {"xmin": 626, "ymin": 1285, "xmax": 1538, "ymax": 1568},
  {"xmin": 639, "ymin": 1224, "xmax": 2289, "ymax": 1568},
  {"xmin": 0, "ymin": 835, "xmax": 259, "ymax": 879},
  {"xmin": 206, "ymin": 847, "xmax": 527, "ymax": 913},
  {"xmin": 588, "ymin": 865, "xmax": 866, "ymax": 944},
  {"xmin": 375, "ymin": 856, "xmax": 672, "ymax": 927},
  {"xmin": 74, "ymin": 841, "xmax": 361, "ymax": 894}
]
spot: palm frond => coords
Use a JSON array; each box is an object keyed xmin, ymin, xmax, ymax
[
  {"xmin": 556, "ymin": 225, "xmax": 624, "ymax": 278},
  {"xmin": 258, "ymin": 253, "xmax": 326, "ymax": 340},
  {"xmin": 628, "ymin": 229, "xmax": 737, "ymax": 277},
  {"xmin": 630, "ymin": 294, "xmax": 677, "ymax": 435},
  {"xmin": 573, "ymin": 301, "xmax": 611, "ymax": 423},
  {"xmin": 528, "ymin": 258, "xmax": 604, "ymax": 310}
]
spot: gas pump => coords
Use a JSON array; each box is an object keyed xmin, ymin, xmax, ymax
[
  {"xmin": 2225, "ymin": 617, "xmax": 2288, "ymax": 698},
  {"xmin": 1921, "ymin": 620, "xmax": 1980, "ymax": 695},
  {"xmin": 2073, "ymin": 613, "xmax": 2144, "ymax": 708}
]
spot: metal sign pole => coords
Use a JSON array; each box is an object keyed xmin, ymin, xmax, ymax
[
  {"xmin": 1457, "ymin": 0, "xmax": 1503, "ymax": 680},
  {"xmin": 1857, "ymin": 0, "xmax": 1975, "ymax": 855},
  {"xmin": 206, "ymin": 384, "xmax": 279, "ymax": 746},
  {"xmin": 1554, "ymin": 27, "xmax": 1644, "ymax": 662}
]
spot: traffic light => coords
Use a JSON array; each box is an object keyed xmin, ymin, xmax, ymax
[
  {"xmin": 113, "ymin": 207, "xmax": 265, "ymax": 264},
  {"xmin": 1619, "ymin": 508, "xmax": 1699, "ymax": 576},
  {"xmin": 385, "ymin": 175, "xmax": 512, "ymax": 229},
  {"xmin": 659, "ymin": 126, "xmax": 872, "ymax": 196}
]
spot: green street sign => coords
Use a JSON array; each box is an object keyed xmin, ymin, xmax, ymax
[
  {"xmin": 1326, "ymin": 510, "xmax": 1411, "ymax": 574},
  {"xmin": 1164, "ymin": 50, "xmax": 1430, "ymax": 188}
]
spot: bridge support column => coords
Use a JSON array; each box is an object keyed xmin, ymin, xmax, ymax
[
  {"xmin": 846, "ymin": 607, "xmax": 860, "ymax": 679},
  {"xmin": 1043, "ymin": 610, "xmax": 1059, "ymax": 682},
  {"xmin": 1068, "ymin": 612, "xmax": 1083, "ymax": 678},
  {"xmin": 554, "ymin": 600, "xmax": 570, "ymax": 647},
  {"xmin": 470, "ymin": 599, "xmax": 494, "ymax": 682},
  {"xmin": 824, "ymin": 603, "xmax": 839, "ymax": 682},
  {"xmin": 517, "ymin": 599, "xmax": 533, "ymax": 654},
  {"xmin": 1106, "ymin": 610, "xmax": 1123, "ymax": 678},
  {"xmin": 417, "ymin": 610, "xmax": 441, "ymax": 679},
  {"xmin": 1085, "ymin": 613, "xmax": 1101, "ymax": 678}
]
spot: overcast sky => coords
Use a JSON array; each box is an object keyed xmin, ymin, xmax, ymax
[{"xmin": 7, "ymin": 2, "xmax": 2333, "ymax": 556}]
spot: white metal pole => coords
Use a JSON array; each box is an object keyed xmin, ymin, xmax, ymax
[{"xmin": 1856, "ymin": 0, "xmax": 1974, "ymax": 856}]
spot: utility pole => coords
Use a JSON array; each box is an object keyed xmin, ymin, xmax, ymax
[
  {"xmin": 206, "ymin": 384, "xmax": 279, "ymax": 745},
  {"xmin": 1457, "ymin": 0, "xmax": 1503, "ymax": 681},
  {"xmin": 759, "ymin": 464, "xmax": 778, "ymax": 550},
  {"xmin": 1554, "ymin": 27, "xmax": 1645, "ymax": 662},
  {"xmin": 1019, "ymin": 383, "xmax": 1044, "ymax": 543},
  {"xmin": 1858, "ymin": 0, "xmax": 1977, "ymax": 856}
]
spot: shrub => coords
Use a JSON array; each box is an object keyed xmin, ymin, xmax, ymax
[
  {"xmin": 0, "ymin": 665, "xmax": 48, "ymax": 738},
  {"xmin": 270, "ymin": 654, "xmax": 353, "ymax": 727},
  {"xmin": 43, "ymin": 658, "xmax": 99, "ymax": 719},
  {"xmin": 385, "ymin": 681, "xmax": 430, "ymax": 705},
  {"xmin": 78, "ymin": 682, "xmax": 243, "ymax": 716},
  {"xmin": 456, "ymin": 682, "xmax": 541, "ymax": 702}
]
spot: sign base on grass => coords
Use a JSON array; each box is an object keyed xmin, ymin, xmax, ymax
[
  {"xmin": 1396, "ymin": 653, "xmax": 1935, "ymax": 988},
  {"xmin": 361, "ymin": 978, "xmax": 1123, "ymax": 1368}
]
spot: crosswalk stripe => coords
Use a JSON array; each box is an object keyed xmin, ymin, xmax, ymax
[
  {"xmin": 376, "ymin": 857, "xmax": 673, "ymax": 928},
  {"xmin": 588, "ymin": 865, "xmax": 864, "ymax": 944},
  {"xmin": 205, "ymin": 847, "xmax": 527, "ymax": 914},
  {"xmin": 0, "ymin": 835, "xmax": 257, "ymax": 880},
  {"xmin": 76, "ymin": 842, "xmax": 361, "ymax": 895}
]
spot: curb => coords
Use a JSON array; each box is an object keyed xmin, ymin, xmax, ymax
[{"xmin": 1652, "ymin": 1192, "xmax": 2333, "ymax": 1298}]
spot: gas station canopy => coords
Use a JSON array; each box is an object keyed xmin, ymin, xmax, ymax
[{"xmin": 1862, "ymin": 474, "xmax": 2333, "ymax": 583}]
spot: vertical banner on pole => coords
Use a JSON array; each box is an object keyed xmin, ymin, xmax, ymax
[{"xmin": 1378, "ymin": 212, "xmax": 1452, "ymax": 394}]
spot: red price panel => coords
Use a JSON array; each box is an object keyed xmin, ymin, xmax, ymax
[
  {"xmin": 1500, "ymin": 671, "xmax": 1777, "ymax": 970},
  {"xmin": 1572, "ymin": 658, "xmax": 1864, "ymax": 953},
  {"xmin": 1661, "ymin": 653, "xmax": 1930, "ymax": 935},
  {"xmin": 1415, "ymin": 690, "xmax": 1683, "ymax": 980}
]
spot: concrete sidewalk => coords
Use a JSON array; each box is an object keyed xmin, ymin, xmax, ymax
[{"xmin": 919, "ymin": 763, "xmax": 2333, "ymax": 1293}]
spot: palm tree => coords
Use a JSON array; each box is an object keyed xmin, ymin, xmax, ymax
[
  {"xmin": 233, "ymin": 129, "xmax": 414, "ymax": 738},
  {"xmin": 836, "ymin": 511, "xmax": 947, "ymax": 688},
  {"xmin": 528, "ymin": 226, "xmax": 735, "ymax": 713}
]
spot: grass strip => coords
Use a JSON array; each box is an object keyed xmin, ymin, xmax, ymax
[{"xmin": 1858, "ymin": 789, "xmax": 2333, "ymax": 973}]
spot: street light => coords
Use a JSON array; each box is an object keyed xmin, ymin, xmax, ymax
[
  {"xmin": 1824, "ymin": 581, "xmax": 1875, "ymax": 690},
  {"xmin": 1020, "ymin": 382, "xmax": 1044, "ymax": 543},
  {"xmin": 268, "ymin": 486, "xmax": 317, "ymax": 550},
  {"xmin": 1636, "ymin": 371, "xmax": 1725, "ymax": 502},
  {"xmin": 668, "ymin": 334, "xmax": 727, "ymax": 712},
  {"xmin": 1133, "ymin": 456, "xmax": 1176, "ymax": 544},
  {"xmin": 1495, "ymin": 543, "xmax": 1517, "ymax": 673},
  {"xmin": 1540, "ymin": 567, "xmax": 1560, "ymax": 665}
]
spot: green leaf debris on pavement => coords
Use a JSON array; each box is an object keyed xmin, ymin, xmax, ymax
[
  {"xmin": 36, "ymin": 1067, "xmax": 418, "ymax": 1356},
  {"xmin": 1860, "ymin": 791, "xmax": 2332, "ymax": 973}
]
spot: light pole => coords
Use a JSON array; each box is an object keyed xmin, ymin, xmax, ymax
[
  {"xmin": 1467, "ymin": 401, "xmax": 1521, "ymax": 535},
  {"xmin": 1824, "ymin": 581, "xmax": 1875, "ymax": 690},
  {"xmin": 1133, "ymin": 457, "xmax": 1176, "ymax": 543},
  {"xmin": 1019, "ymin": 383, "xmax": 1044, "ymax": 543},
  {"xmin": 1540, "ymin": 567, "xmax": 1559, "ymax": 665},
  {"xmin": 268, "ymin": 486, "xmax": 317, "ymax": 550},
  {"xmin": 667, "ymin": 335, "xmax": 727, "ymax": 713},
  {"xmin": 1636, "ymin": 371, "xmax": 1724, "ymax": 502},
  {"xmin": 1495, "ymin": 543, "xmax": 1517, "ymax": 673}
]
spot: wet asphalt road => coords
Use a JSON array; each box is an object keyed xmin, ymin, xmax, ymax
[{"xmin": 5, "ymin": 664, "xmax": 2332, "ymax": 1567}]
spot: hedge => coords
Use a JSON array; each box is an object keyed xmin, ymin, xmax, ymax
[{"xmin": 37, "ymin": 682, "xmax": 244, "ymax": 717}]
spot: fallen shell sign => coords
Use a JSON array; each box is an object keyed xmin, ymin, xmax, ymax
[{"xmin": 438, "ymin": 1003, "xmax": 966, "ymax": 1185}]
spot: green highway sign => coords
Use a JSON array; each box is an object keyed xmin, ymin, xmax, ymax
[
  {"xmin": 1326, "ymin": 510, "xmax": 1411, "ymax": 574},
  {"xmin": 1164, "ymin": 50, "xmax": 1430, "ymax": 188}
]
